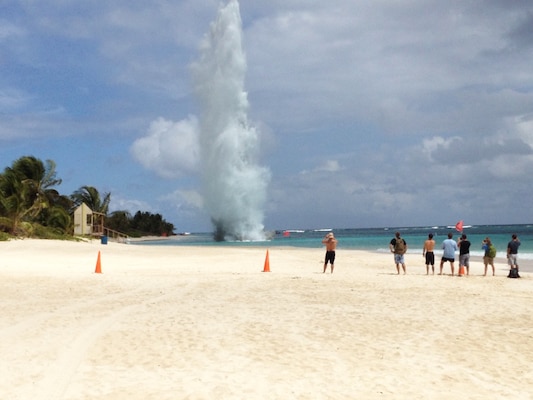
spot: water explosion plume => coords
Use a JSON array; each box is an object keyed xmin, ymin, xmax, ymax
[{"xmin": 192, "ymin": 0, "xmax": 270, "ymax": 241}]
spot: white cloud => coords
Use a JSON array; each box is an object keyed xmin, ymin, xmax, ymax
[
  {"xmin": 246, "ymin": 1, "xmax": 533, "ymax": 140},
  {"xmin": 421, "ymin": 136, "xmax": 462, "ymax": 162},
  {"xmin": 0, "ymin": 19, "xmax": 25, "ymax": 40},
  {"xmin": 109, "ymin": 197, "xmax": 153, "ymax": 215},
  {"xmin": 513, "ymin": 113, "xmax": 533, "ymax": 147},
  {"xmin": 298, "ymin": 159, "xmax": 342, "ymax": 175},
  {"xmin": 130, "ymin": 116, "xmax": 200, "ymax": 179},
  {"xmin": 3, "ymin": 0, "xmax": 533, "ymax": 231},
  {"xmin": 315, "ymin": 160, "xmax": 342, "ymax": 173},
  {"xmin": 160, "ymin": 189, "xmax": 204, "ymax": 210},
  {"xmin": 157, "ymin": 189, "xmax": 206, "ymax": 229},
  {"xmin": 0, "ymin": 88, "xmax": 32, "ymax": 111}
]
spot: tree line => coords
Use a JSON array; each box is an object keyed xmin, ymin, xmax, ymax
[{"xmin": 0, "ymin": 156, "xmax": 175, "ymax": 240}]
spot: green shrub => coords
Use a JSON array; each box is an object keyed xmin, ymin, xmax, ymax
[{"xmin": 0, "ymin": 231, "xmax": 11, "ymax": 241}]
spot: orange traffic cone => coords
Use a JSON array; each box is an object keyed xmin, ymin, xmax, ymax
[
  {"xmin": 262, "ymin": 250, "xmax": 270, "ymax": 272},
  {"xmin": 95, "ymin": 251, "xmax": 102, "ymax": 274},
  {"xmin": 458, "ymin": 265, "xmax": 465, "ymax": 276}
]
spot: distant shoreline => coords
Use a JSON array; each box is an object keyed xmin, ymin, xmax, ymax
[{"xmin": 126, "ymin": 236, "xmax": 173, "ymax": 243}]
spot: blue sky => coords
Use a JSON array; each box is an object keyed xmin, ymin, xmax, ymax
[{"xmin": 2, "ymin": 0, "xmax": 533, "ymax": 233}]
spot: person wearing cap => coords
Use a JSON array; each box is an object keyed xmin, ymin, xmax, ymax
[
  {"xmin": 322, "ymin": 232, "xmax": 338, "ymax": 273},
  {"xmin": 457, "ymin": 233, "xmax": 471, "ymax": 275},
  {"xmin": 389, "ymin": 231, "xmax": 407, "ymax": 274},
  {"xmin": 482, "ymin": 237, "xmax": 496, "ymax": 276}
]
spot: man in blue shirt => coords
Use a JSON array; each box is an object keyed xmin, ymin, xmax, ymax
[{"xmin": 439, "ymin": 232, "xmax": 458, "ymax": 276}]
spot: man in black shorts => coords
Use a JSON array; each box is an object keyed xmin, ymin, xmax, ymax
[
  {"xmin": 439, "ymin": 232, "xmax": 458, "ymax": 275},
  {"xmin": 322, "ymin": 232, "xmax": 338, "ymax": 273},
  {"xmin": 423, "ymin": 233, "xmax": 435, "ymax": 275}
]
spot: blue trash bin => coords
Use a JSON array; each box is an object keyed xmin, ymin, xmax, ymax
[{"xmin": 101, "ymin": 235, "xmax": 108, "ymax": 245}]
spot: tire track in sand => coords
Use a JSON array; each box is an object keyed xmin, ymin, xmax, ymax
[{"xmin": 0, "ymin": 280, "xmax": 187, "ymax": 400}]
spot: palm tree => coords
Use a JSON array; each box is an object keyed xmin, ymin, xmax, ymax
[
  {"xmin": 70, "ymin": 186, "xmax": 111, "ymax": 215},
  {"xmin": 45, "ymin": 206, "xmax": 72, "ymax": 233},
  {"xmin": 23, "ymin": 158, "xmax": 62, "ymax": 218},
  {"xmin": 0, "ymin": 169, "xmax": 30, "ymax": 235},
  {"xmin": 0, "ymin": 156, "xmax": 64, "ymax": 235}
]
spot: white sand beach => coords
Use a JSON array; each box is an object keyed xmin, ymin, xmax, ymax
[{"xmin": 1, "ymin": 239, "xmax": 532, "ymax": 399}]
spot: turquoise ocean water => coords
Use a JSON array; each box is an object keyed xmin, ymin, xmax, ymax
[{"xmin": 133, "ymin": 224, "xmax": 533, "ymax": 261}]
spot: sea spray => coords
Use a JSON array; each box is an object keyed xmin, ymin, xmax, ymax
[{"xmin": 192, "ymin": 0, "xmax": 270, "ymax": 241}]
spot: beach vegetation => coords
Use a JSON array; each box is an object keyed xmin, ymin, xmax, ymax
[
  {"xmin": 0, "ymin": 156, "xmax": 67, "ymax": 236},
  {"xmin": 106, "ymin": 210, "xmax": 175, "ymax": 237},
  {"xmin": 0, "ymin": 156, "xmax": 175, "ymax": 239},
  {"xmin": 106, "ymin": 210, "xmax": 132, "ymax": 233},
  {"xmin": 70, "ymin": 185, "xmax": 111, "ymax": 215}
]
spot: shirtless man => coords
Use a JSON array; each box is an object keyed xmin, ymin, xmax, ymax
[
  {"xmin": 322, "ymin": 232, "xmax": 338, "ymax": 273},
  {"xmin": 423, "ymin": 233, "xmax": 436, "ymax": 275}
]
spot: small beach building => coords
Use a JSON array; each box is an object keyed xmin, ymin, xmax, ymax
[{"xmin": 73, "ymin": 203, "xmax": 105, "ymax": 236}]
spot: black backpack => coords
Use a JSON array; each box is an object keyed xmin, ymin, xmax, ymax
[{"xmin": 508, "ymin": 268, "xmax": 520, "ymax": 279}]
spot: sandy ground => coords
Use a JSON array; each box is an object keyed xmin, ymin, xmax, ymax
[{"xmin": 1, "ymin": 239, "xmax": 532, "ymax": 400}]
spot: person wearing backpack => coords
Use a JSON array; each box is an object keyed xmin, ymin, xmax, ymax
[
  {"xmin": 389, "ymin": 232, "xmax": 407, "ymax": 274},
  {"xmin": 482, "ymin": 237, "xmax": 496, "ymax": 276}
]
